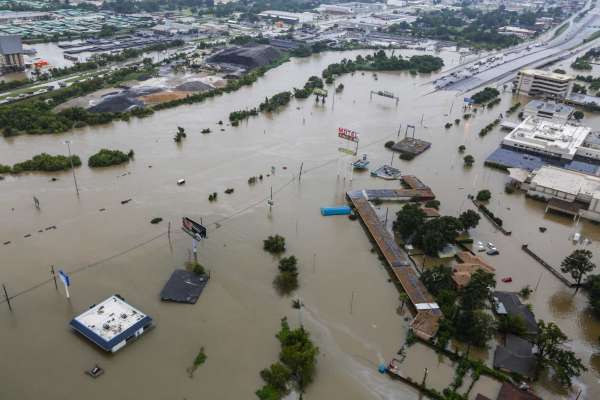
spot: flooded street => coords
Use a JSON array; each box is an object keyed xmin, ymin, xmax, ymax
[{"xmin": 1, "ymin": 49, "xmax": 599, "ymax": 399}]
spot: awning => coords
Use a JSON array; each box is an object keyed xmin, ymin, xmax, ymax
[{"xmin": 507, "ymin": 168, "xmax": 529, "ymax": 183}]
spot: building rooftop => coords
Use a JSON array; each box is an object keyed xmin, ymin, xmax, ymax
[
  {"xmin": 497, "ymin": 383, "xmax": 542, "ymax": 400},
  {"xmin": 523, "ymin": 100, "xmax": 573, "ymax": 119},
  {"xmin": 70, "ymin": 295, "xmax": 152, "ymax": 352},
  {"xmin": 530, "ymin": 165, "xmax": 600, "ymax": 198},
  {"xmin": 503, "ymin": 116, "xmax": 591, "ymax": 158},
  {"xmin": 494, "ymin": 291, "xmax": 538, "ymax": 336},
  {"xmin": 493, "ymin": 334, "xmax": 536, "ymax": 379},
  {"xmin": 0, "ymin": 35, "xmax": 22, "ymax": 55},
  {"xmin": 519, "ymin": 68, "xmax": 574, "ymax": 82}
]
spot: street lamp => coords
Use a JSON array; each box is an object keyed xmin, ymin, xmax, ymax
[{"xmin": 64, "ymin": 140, "xmax": 79, "ymax": 197}]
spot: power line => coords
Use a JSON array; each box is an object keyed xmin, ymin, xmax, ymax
[{"xmin": 0, "ymin": 131, "xmax": 398, "ymax": 306}]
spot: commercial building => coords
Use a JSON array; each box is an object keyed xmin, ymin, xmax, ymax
[
  {"xmin": 0, "ymin": 11, "xmax": 51, "ymax": 24},
  {"xmin": 257, "ymin": 10, "xmax": 316, "ymax": 24},
  {"xmin": 498, "ymin": 26, "xmax": 536, "ymax": 38},
  {"xmin": 501, "ymin": 116, "xmax": 594, "ymax": 161},
  {"xmin": 524, "ymin": 165, "xmax": 600, "ymax": 221},
  {"xmin": 514, "ymin": 69, "xmax": 574, "ymax": 99},
  {"xmin": 522, "ymin": 100, "xmax": 573, "ymax": 123},
  {"xmin": 0, "ymin": 35, "xmax": 24, "ymax": 71},
  {"xmin": 69, "ymin": 295, "xmax": 153, "ymax": 352}
]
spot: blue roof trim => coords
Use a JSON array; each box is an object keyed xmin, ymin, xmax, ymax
[{"xmin": 70, "ymin": 316, "xmax": 153, "ymax": 351}]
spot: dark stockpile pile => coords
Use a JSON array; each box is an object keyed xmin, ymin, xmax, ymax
[
  {"xmin": 207, "ymin": 45, "xmax": 281, "ymax": 70},
  {"xmin": 89, "ymin": 93, "xmax": 145, "ymax": 113},
  {"xmin": 175, "ymin": 81, "xmax": 213, "ymax": 92}
]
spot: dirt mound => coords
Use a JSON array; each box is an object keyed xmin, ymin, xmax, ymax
[{"xmin": 140, "ymin": 90, "xmax": 190, "ymax": 105}]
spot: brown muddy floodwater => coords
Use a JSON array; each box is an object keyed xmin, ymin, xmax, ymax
[{"xmin": 1, "ymin": 49, "xmax": 599, "ymax": 400}]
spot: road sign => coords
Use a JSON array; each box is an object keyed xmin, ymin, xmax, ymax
[{"xmin": 58, "ymin": 269, "xmax": 70, "ymax": 299}]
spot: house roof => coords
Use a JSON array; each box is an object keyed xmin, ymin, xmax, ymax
[
  {"xmin": 0, "ymin": 35, "xmax": 22, "ymax": 55},
  {"xmin": 493, "ymin": 334, "xmax": 536, "ymax": 378},
  {"xmin": 497, "ymin": 383, "xmax": 542, "ymax": 400},
  {"xmin": 452, "ymin": 262, "xmax": 496, "ymax": 288},
  {"xmin": 494, "ymin": 291, "xmax": 538, "ymax": 335}
]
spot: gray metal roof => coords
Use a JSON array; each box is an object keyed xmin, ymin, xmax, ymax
[{"xmin": 0, "ymin": 35, "xmax": 23, "ymax": 55}]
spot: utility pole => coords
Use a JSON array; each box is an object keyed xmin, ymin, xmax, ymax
[
  {"xmin": 65, "ymin": 140, "xmax": 79, "ymax": 197},
  {"xmin": 50, "ymin": 265, "xmax": 58, "ymax": 291},
  {"xmin": 2, "ymin": 284, "xmax": 12, "ymax": 312},
  {"xmin": 298, "ymin": 162, "xmax": 303, "ymax": 181}
]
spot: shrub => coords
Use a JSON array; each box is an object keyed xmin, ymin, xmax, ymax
[
  {"xmin": 150, "ymin": 217, "xmax": 162, "ymax": 224},
  {"xmin": 384, "ymin": 140, "xmax": 395, "ymax": 149},
  {"xmin": 264, "ymin": 235, "xmax": 286, "ymax": 254},
  {"xmin": 12, "ymin": 153, "xmax": 81, "ymax": 173},
  {"xmin": 476, "ymin": 189, "xmax": 491, "ymax": 202},
  {"xmin": 445, "ymin": 122, "xmax": 452, "ymax": 129},
  {"xmin": 463, "ymin": 154, "xmax": 475, "ymax": 167},
  {"xmin": 88, "ymin": 149, "xmax": 131, "ymax": 168},
  {"xmin": 458, "ymin": 145, "xmax": 466, "ymax": 153}
]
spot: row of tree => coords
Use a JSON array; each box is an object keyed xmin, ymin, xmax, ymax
[{"xmin": 322, "ymin": 51, "xmax": 444, "ymax": 79}]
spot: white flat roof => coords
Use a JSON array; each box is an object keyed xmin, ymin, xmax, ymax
[
  {"xmin": 519, "ymin": 68, "xmax": 573, "ymax": 82},
  {"xmin": 503, "ymin": 116, "xmax": 591, "ymax": 157},
  {"xmin": 531, "ymin": 166, "xmax": 600, "ymax": 197},
  {"xmin": 73, "ymin": 295, "xmax": 147, "ymax": 343}
]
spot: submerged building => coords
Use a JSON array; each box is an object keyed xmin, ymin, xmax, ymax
[
  {"xmin": 69, "ymin": 295, "xmax": 153, "ymax": 352},
  {"xmin": 523, "ymin": 165, "xmax": 600, "ymax": 221},
  {"xmin": 501, "ymin": 116, "xmax": 598, "ymax": 161}
]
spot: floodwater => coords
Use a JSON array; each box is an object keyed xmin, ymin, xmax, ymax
[{"xmin": 1, "ymin": 49, "xmax": 599, "ymax": 400}]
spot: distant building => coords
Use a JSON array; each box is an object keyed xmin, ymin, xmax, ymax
[
  {"xmin": 501, "ymin": 116, "xmax": 593, "ymax": 161},
  {"xmin": 0, "ymin": 10, "xmax": 51, "ymax": 24},
  {"xmin": 0, "ymin": 35, "xmax": 25, "ymax": 72},
  {"xmin": 522, "ymin": 100, "xmax": 573, "ymax": 123},
  {"xmin": 498, "ymin": 26, "xmax": 536, "ymax": 38},
  {"xmin": 514, "ymin": 69, "xmax": 574, "ymax": 99},
  {"xmin": 257, "ymin": 10, "xmax": 316, "ymax": 24}
]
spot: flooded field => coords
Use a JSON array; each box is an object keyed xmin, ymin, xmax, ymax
[{"xmin": 1, "ymin": 49, "xmax": 599, "ymax": 399}]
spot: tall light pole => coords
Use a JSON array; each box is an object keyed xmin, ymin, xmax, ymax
[{"xmin": 64, "ymin": 140, "xmax": 79, "ymax": 197}]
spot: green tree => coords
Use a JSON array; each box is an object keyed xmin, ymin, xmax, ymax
[
  {"xmin": 458, "ymin": 145, "xmax": 466, "ymax": 153},
  {"xmin": 274, "ymin": 256, "xmax": 299, "ymax": 295},
  {"xmin": 584, "ymin": 274, "xmax": 600, "ymax": 316},
  {"xmin": 458, "ymin": 209, "xmax": 480, "ymax": 230},
  {"xmin": 276, "ymin": 317, "xmax": 319, "ymax": 392},
  {"xmin": 497, "ymin": 314, "xmax": 527, "ymax": 336},
  {"xmin": 393, "ymin": 203, "xmax": 427, "ymax": 240},
  {"xmin": 561, "ymin": 249, "xmax": 596, "ymax": 290},
  {"xmin": 455, "ymin": 310, "xmax": 496, "ymax": 347},
  {"xmin": 414, "ymin": 216, "xmax": 462, "ymax": 256},
  {"xmin": 460, "ymin": 269, "xmax": 495, "ymax": 311},
  {"xmin": 257, "ymin": 362, "xmax": 291, "ymax": 399},
  {"xmin": 420, "ymin": 265, "xmax": 454, "ymax": 297},
  {"xmin": 534, "ymin": 320, "xmax": 586, "ymax": 386},
  {"xmin": 573, "ymin": 110, "xmax": 584, "ymax": 121}
]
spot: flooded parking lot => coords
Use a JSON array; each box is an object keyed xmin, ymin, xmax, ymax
[{"xmin": 1, "ymin": 49, "xmax": 599, "ymax": 399}]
